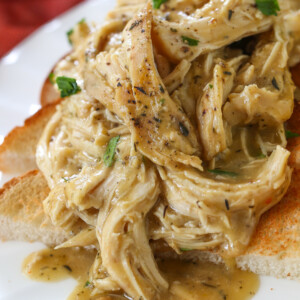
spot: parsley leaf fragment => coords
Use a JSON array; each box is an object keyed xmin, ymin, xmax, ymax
[
  {"xmin": 180, "ymin": 248, "xmax": 192, "ymax": 252},
  {"xmin": 208, "ymin": 169, "xmax": 238, "ymax": 177},
  {"xmin": 48, "ymin": 72, "xmax": 55, "ymax": 84},
  {"xmin": 255, "ymin": 0, "xmax": 280, "ymax": 16},
  {"xmin": 152, "ymin": 0, "xmax": 167, "ymax": 9},
  {"xmin": 67, "ymin": 18, "xmax": 86, "ymax": 45},
  {"xmin": 104, "ymin": 136, "xmax": 120, "ymax": 167},
  {"xmin": 78, "ymin": 18, "xmax": 86, "ymax": 24},
  {"xmin": 56, "ymin": 76, "xmax": 81, "ymax": 98},
  {"xmin": 285, "ymin": 130, "xmax": 300, "ymax": 139},
  {"xmin": 66, "ymin": 28, "xmax": 74, "ymax": 45},
  {"xmin": 181, "ymin": 35, "xmax": 199, "ymax": 46}
]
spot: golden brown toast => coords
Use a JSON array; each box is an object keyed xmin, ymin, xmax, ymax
[
  {"xmin": 0, "ymin": 170, "xmax": 71, "ymax": 246},
  {"xmin": 0, "ymin": 100, "xmax": 60, "ymax": 174},
  {"xmin": 236, "ymin": 101, "xmax": 300, "ymax": 279}
]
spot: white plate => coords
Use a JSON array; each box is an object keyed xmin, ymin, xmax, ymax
[{"xmin": 0, "ymin": 0, "xmax": 300, "ymax": 299}]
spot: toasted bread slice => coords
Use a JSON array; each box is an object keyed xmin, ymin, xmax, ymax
[
  {"xmin": 236, "ymin": 101, "xmax": 300, "ymax": 279},
  {"xmin": 236, "ymin": 168, "xmax": 300, "ymax": 279},
  {"xmin": 0, "ymin": 170, "xmax": 70, "ymax": 247},
  {"xmin": 0, "ymin": 100, "xmax": 60, "ymax": 174}
]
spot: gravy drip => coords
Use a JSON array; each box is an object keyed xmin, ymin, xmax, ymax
[{"xmin": 22, "ymin": 248, "xmax": 259, "ymax": 300}]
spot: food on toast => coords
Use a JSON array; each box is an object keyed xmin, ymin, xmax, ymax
[{"xmin": 1, "ymin": 0, "xmax": 300, "ymax": 299}]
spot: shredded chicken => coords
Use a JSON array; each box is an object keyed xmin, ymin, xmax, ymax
[{"xmin": 36, "ymin": 0, "xmax": 300, "ymax": 299}]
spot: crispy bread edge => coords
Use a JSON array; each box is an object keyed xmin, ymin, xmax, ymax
[
  {"xmin": 0, "ymin": 170, "xmax": 70, "ymax": 247},
  {"xmin": 0, "ymin": 100, "xmax": 60, "ymax": 174}
]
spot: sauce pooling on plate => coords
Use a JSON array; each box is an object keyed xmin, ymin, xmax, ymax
[{"xmin": 22, "ymin": 248, "xmax": 259, "ymax": 300}]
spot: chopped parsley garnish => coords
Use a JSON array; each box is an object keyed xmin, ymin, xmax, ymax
[
  {"xmin": 56, "ymin": 76, "xmax": 81, "ymax": 98},
  {"xmin": 180, "ymin": 248, "xmax": 192, "ymax": 252},
  {"xmin": 66, "ymin": 28, "xmax": 74, "ymax": 45},
  {"xmin": 67, "ymin": 18, "xmax": 86, "ymax": 44},
  {"xmin": 152, "ymin": 0, "xmax": 167, "ymax": 9},
  {"xmin": 103, "ymin": 136, "xmax": 120, "ymax": 167},
  {"xmin": 255, "ymin": 0, "xmax": 280, "ymax": 16},
  {"xmin": 78, "ymin": 18, "xmax": 86, "ymax": 24},
  {"xmin": 209, "ymin": 84, "xmax": 213, "ymax": 89},
  {"xmin": 84, "ymin": 281, "xmax": 91, "ymax": 287},
  {"xmin": 285, "ymin": 130, "xmax": 300, "ymax": 139},
  {"xmin": 257, "ymin": 153, "xmax": 267, "ymax": 159},
  {"xmin": 48, "ymin": 72, "xmax": 55, "ymax": 84},
  {"xmin": 159, "ymin": 98, "xmax": 165, "ymax": 105},
  {"xmin": 181, "ymin": 36, "xmax": 199, "ymax": 46},
  {"xmin": 208, "ymin": 169, "xmax": 238, "ymax": 177}
]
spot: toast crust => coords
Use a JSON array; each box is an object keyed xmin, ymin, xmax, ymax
[
  {"xmin": 0, "ymin": 100, "xmax": 60, "ymax": 173},
  {"xmin": 236, "ymin": 101, "xmax": 300, "ymax": 279},
  {"xmin": 0, "ymin": 170, "xmax": 70, "ymax": 246}
]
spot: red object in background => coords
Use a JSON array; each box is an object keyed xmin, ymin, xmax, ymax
[{"xmin": 0, "ymin": 0, "xmax": 84, "ymax": 58}]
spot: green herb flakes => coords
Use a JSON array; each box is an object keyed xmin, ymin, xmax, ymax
[
  {"xmin": 285, "ymin": 130, "xmax": 300, "ymax": 139},
  {"xmin": 48, "ymin": 72, "xmax": 55, "ymax": 84},
  {"xmin": 255, "ymin": 0, "xmax": 280, "ymax": 16},
  {"xmin": 181, "ymin": 36, "xmax": 199, "ymax": 46},
  {"xmin": 152, "ymin": 0, "xmax": 167, "ymax": 9},
  {"xmin": 104, "ymin": 136, "xmax": 120, "ymax": 167},
  {"xmin": 66, "ymin": 28, "xmax": 74, "ymax": 45},
  {"xmin": 209, "ymin": 84, "xmax": 213, "ymax": 89},
  {"xmin": 159, "ymin": 98, "xmax": 166, "ymax": 104},
  {"xmin": 180, "ymin": 248, "xmax": 192, "ymax": 252},
  {"xmin": 84, "ymin": 281, "xmax": 91, "ymax": 287},
  {"xmin": 78, "ymin": 18, "xmax": 86, "ymax": 24},
  {"xmin": 208, "ymin": 169, "xmax": 238, "ymax": 177},
  {"xmin": 67, "ymin": 18, "xmax": 86, "ymax": 44},
  {"xmin": 56, "ymin": 76, "xmax": 81, "ymax": 98}
]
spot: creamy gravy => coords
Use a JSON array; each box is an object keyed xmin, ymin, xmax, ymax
[
  {"xmin": 158, "ymin": 259, "xmax": 259, "ymax": 300},
  {"xmin": 22, "ymin": 247, "xmax": 96, "ymax": 283},
  {"xmin": 22, "ymin": 248, "xmax": 259, "ymax": 300}
]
